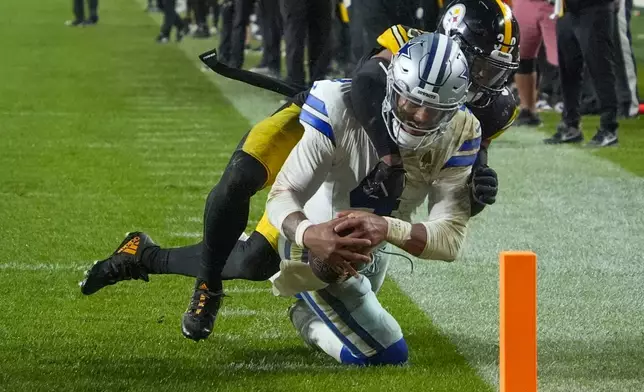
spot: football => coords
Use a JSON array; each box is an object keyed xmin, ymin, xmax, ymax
[
  {"xmin": 307, "ymin": 227, "xmax": 371, "ymax": 284},
  {"xmin": 308, "ymin": 253, "xmax": 352, "ymax": 284}
]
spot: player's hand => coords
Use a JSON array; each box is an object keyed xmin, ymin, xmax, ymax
[
  {"xmin": 470, "ymin": 165, "xmax": 498, "ymax": 206},
  {"xmin": 334, "ymin": 210, "xmax": 388, "ymax": 249},
  {"xmin": 362, "ymin": 161, "xmax": 406, "ymax": 202},
  {"xmin": 302, "ymin": 217, "xmax": 372, "ymax": 276}
]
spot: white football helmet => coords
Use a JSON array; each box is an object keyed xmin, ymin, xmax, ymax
[{"xmin": 382, "ymin": 32, "xmax": 470, "ymax": 150}]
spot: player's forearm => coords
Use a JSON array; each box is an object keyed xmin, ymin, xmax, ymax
[
  {"xmin": 266, "ymin": 185, "xmax": 305, "ymax": 239},
  {"xmin": 385, "ymin": 218, "xmax": 466, "ymax": 262},
  {"xmin": 281, "ymin": 211, "xmax": 308, "ymax": 244}
]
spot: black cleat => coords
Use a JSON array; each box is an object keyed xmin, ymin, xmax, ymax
[
  {"xmin": 79, "ymin": 232, "xmax": 155, "ymax": 295},
  {"xmin": 181, "ymin": 280, "xmax": 224, "ymax": 341}
]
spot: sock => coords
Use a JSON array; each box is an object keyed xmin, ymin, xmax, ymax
[
  {"xmin": 308, "ymin": 320, "xmax": 344, "ymax": 363},
  {"xmin": 141, "ymin": 244, "xmax": 202, "ymax": 277}
]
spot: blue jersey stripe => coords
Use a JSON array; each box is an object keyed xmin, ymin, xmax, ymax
[
  {"xmin": 304, "ymin": 93, "xmax": 329, "ymax": 117},
  {"xmin": 300, "ymin": 108, "xmax": 335, "ymax": 145},
  {"xmin": 444, "ymin": 153, "xmax": 477, "ymax": 168},
  {"xmin": 458, "ymin": 137, "xmax": 481, "ymax": 152}
]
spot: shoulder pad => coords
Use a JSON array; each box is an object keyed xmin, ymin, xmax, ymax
[
  {"xmin": 468, "ymin": 87, "xmax": 518, "ymax": 141},
  {"xmin": 376, "ymin": 25, "xmax": 422, "ymax": 53},
  {"xmin": 299, "ymin": 80, "xmax": 351, "ymax": 145}
]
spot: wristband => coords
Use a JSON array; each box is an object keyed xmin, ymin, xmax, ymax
[
  {"xmin": 295, "ymin": 219, "xmax": 314, "ymax": 248},
  {"xmin": 383, "ymin": 217, "xmax": 412, "ymax": 248}
]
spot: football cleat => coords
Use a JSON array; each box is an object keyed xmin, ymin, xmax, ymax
[
  {"xmin": 181, "ymin": 280, "xmax": 225, "ymax": 341},
  {"xmin": 288, "ymin": 299, "xmax": 318, "ymax": 348},
  {"xmin": 79, "ymin": 232, "xmax": 155, "ymax": 295}
]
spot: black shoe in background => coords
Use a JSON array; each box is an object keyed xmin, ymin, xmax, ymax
[
  {"xmin": 543, "ymin": 122, "xmax": 583, "ymax": 144},
  {"xmin": 514, "ymin": 108, "xmax": 542, "ymax": 127},
  {"xmin": 586, "ymin": 128, "xmax": 618, "ymax": 148}
]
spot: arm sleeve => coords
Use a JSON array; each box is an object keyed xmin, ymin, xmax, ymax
[
  {"xmin": 266, "ymin": 116, "xmax": 336, "ymax": 236},
  {"xmin": 350, "ymin": 57, "xmax": 401, "ymax": 159},
  {"xmin": 418, "ymin": 118, "xmax": 481, "ymax": 261},
  {"xmin": 419, "ymin": 165, "xmax": 472, "ymax": 261}
]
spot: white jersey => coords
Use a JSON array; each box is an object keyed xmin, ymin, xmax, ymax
[{"xmin": 266, "ymin": 79, "xmax": 481, "ymax": 260}]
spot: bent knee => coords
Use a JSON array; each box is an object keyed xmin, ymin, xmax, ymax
[{"xmin": 340, "ymin": 338, "xmax": 409, "ymax": 366}]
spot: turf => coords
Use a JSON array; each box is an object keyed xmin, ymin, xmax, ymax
[
  {"xmin": 0, "ymin": 1, "xmax": 490, "ymax": 391},
  {"xmin": 1, "ymin": 0, "xmax": 643, "ymax": 390}
]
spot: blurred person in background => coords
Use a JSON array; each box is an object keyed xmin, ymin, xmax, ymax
[
  {"xmin": 281, "ymin": 0, "xmax": 333, "ymax": 86},
  {"xmin": 512, "ymin": 0, "xmax": 558, "ymax": 126},
  {"xmin": 330, "ymin": 0, "xmax": 352, "ymax": 77},
  {"xmin": 229, "ymin": 0, "xmax": 256, "ymax": 68},
  {"xmin": 219, "ymin": 0, "xmax": 234, "ymax": 65},
  {"xmin": 147, "ymin": 0, "xmax": 163, "ymax": 12},
  {"xmin": 250, "ymin": 0, "xmax": 283, "ymax": 78},
  {"xmin": 348, "ymin": 0, "xmax": 418, "ymax": 66},
  {"xmin": 544, "ymin": 0, "xmax": 620, "ymax": 147},
  {"xmin": 194, "ymin": 0, "xmax": 218, "ymax": 38},
  {"xmin": 157, "ymin": 0, "xmax": 188, "ymax": 43},
  {"xmin": 614, "ymin": 0, "xmax": 639, "ymax": 118},
  {"xmin": 66, "ymin": 0, "xmax": 99, "ymax": 26}
]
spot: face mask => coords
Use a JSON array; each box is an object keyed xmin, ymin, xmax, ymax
[{"xmin": 390, "ymin": 120, "xmax": 436, "ymax": 151}]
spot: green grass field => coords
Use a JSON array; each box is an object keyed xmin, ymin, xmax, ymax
[{"xmin": 0, "ymin": 1, "xmax": 642, "ymax": 391}]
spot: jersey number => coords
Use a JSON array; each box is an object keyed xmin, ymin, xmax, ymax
[{"xmin": 495, "ymin": 35, "xmax": 517, "ymax": 53}]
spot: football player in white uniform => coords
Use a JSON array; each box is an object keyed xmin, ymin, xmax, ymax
[{"xmin": 266, "ymin": 32, "xmax": 481, "ymax": 366}]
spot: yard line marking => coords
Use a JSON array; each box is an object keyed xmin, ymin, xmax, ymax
[
  {"xmin": 0, "ymin": 262, "xmax": 89, "ymax": 271},
  {"xmin": 169, "ymin": 231, "xmax": 202, "ymax": 238}
]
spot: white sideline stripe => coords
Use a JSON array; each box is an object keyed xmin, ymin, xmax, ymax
[
  {"xmin": 169, "ymin": 231, "xmax": 202, "ymax": 238},
  {"xmin": 0, "ymin": 262, "xmax": 88, "ymax": 271},
  {"xmin": 157, "ymin": 180, "xmax": 214, "ymax": 189},
  {"xmin": 166, "ymin": 216, "xmax": 202, "ymax": 223},
  {"xmin": 226, "ymin": 287, "xmax": 271, "ymax": 294},
  {"xmin": 222, "ymin": 361, "xmax": 341, "ymax": 371},
  {"xmin": 0, "ymin": 110, "xmax": 77, "ymax": 117},
  {"xmin": 137, "ymin": 131, "xmax": 217, "ymax": 138},
  {"xmin": 0, "ymin": 191, "xmax": 61, "ymax": 198},
  {"xmin": 143, "ymin": 137, "xmax": 215, "ymax": 144},
  {"xmin": 150, "ymin": 170, "xmax": 222, "ymax": 177},
  {"xmin": 141, "ymin": 152, "xmax": 232, "ymax": 159},
  {"xmin": 220, "ymin": 308, "xmax": 279, "ymax": 318},
  {"xmin": 147, "ymin": 161, "xmax": 218, "ymax": 168},
  {"xmin": 127, "ymin": 105, "xmax": 203, "ymax": 112}
]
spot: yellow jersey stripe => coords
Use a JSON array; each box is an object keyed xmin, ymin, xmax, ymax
[
  {"xmin": 494, "ymin": 0, "xmax": 513, "ymax": 53},
  {"xmin": 397, "ymin": 24, "xmax": 409, "ymax": 43}
]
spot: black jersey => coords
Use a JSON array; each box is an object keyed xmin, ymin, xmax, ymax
[{"xmin": 467, "ymin": 86, "xmax": 518, "ymax": 143}]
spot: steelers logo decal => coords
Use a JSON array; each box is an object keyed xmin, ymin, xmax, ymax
[{"xmin": 442, "ymin": 4, "xmax": 466, "ymax": 32}]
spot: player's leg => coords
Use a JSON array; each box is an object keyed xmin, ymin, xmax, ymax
[
  {"xmin": 288, "ymin": 247, "xmax": 407, "ymax": 366},
  {"xmin": 183, "ymin": 102, "xmax": 304, "ymax": 341},
  {"xmin": 79, "ymin": 213, "xmax": 282, "ymax": 294},
  {"xmin": 80, "ymin": 228, "xmax": 281, "ymax": 295}
]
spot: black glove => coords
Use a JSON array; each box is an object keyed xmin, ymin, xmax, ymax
[
  {"xmin": 362, "ymin": 161, "xmax": 406, "ymax": 201},
  {"xmin": 469, "ymin": 165, "xmax": 498, "ymax": 216}
]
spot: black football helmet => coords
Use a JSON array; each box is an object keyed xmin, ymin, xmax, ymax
[{"xmin": 437, "ymin": 0, "xmax": 520, "ymax": 107}]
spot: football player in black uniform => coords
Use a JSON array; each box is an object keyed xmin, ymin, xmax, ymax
[{"xmin": 80, "ymin": 0, "xmax": 519, "ymax": 342}]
